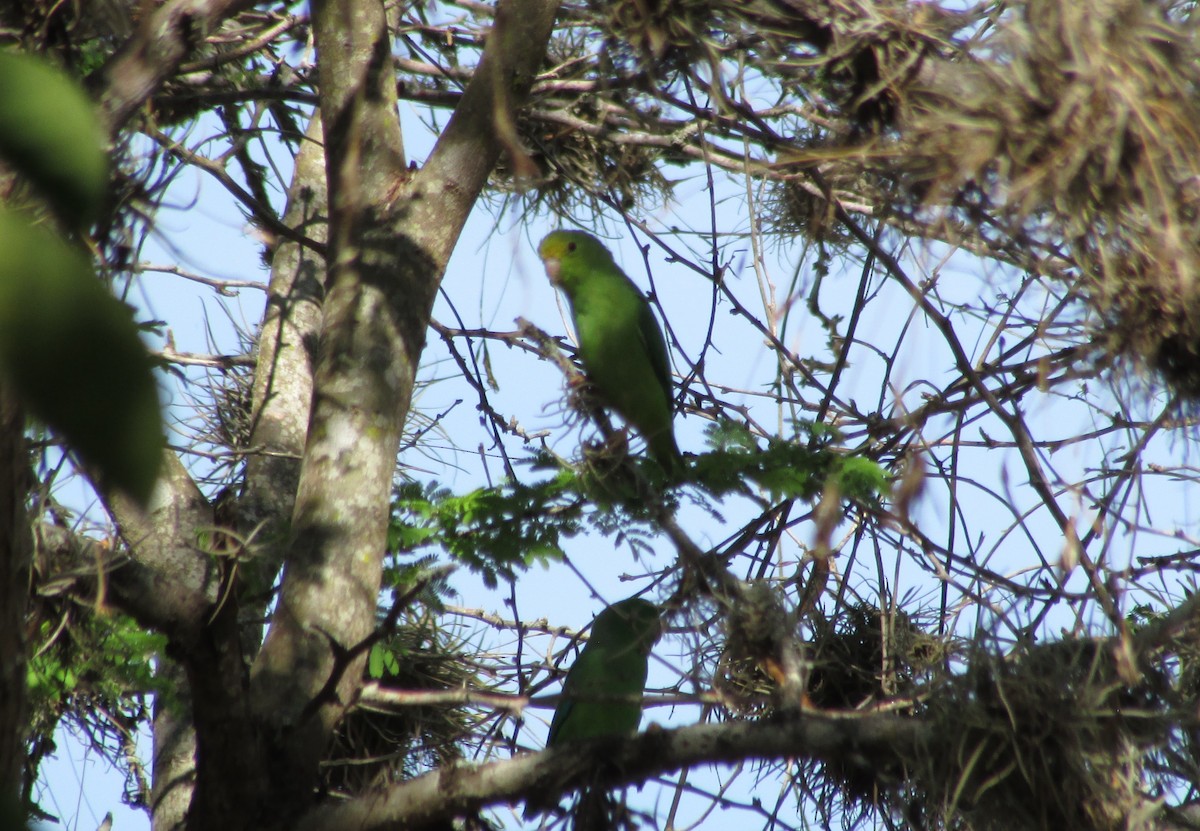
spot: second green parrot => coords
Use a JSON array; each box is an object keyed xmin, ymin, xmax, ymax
[
  {"xmin": 538, "ymin": 230, "xmax": 684, "ymax": 475},
  {"xmin": 547, "ymin": 597, "xmax": 662, "ymax": 746}
]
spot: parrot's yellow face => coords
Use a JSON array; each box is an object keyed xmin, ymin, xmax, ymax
[
  {"xmin": 538, "ymin": 230, "xmax": 613, "ymax": 289},
  {"xmin": 538, "ymin": 232, "xmax": 578, "ymax": 287}
]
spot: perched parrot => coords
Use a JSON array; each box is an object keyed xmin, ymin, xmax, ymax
[
  {"xmin": 547, "ymin": 597, "xmax": 663, "ymax": 746},
  {"xmin": 538, "ymin": 230, "xmax": 684, "ymax": 475}
]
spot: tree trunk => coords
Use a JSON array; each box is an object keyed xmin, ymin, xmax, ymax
[{"xmin": 0, "ymin": 384, "xmax": 31, "ymax": 816}]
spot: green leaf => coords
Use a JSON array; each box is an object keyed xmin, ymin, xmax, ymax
[
  {"xmin": 383, "ymin": 650, "xmax": 401, "ymax": 675},
  {"xmin": 369, "ymin": 643, "xmax": 386, "ymax": 679},
  {"xmin": 693, "ymin": 422, "xmax": 830, "ymax": 500},
  {"xmin": 367, "ymin": 642, "xmax": 404, "ymax": 679},
  {"xmin": 0, "ymin": 51, "xmax": 108, "ymax": 229},
  {"xmin": 834, "ymin": 455, "xmax": 890, "ymax": 501},
  {"xmin": 391, "ymin": 477, "xmax": 575, "ymax": 587},
  {"xmin": 0, "ymin": 210, "xmax": 163, "ymax": 504}
]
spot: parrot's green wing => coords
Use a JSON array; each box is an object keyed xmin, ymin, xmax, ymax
[
  {"xmin": 538, "ymin": 231, "xmax": 684, "ymax": 474},
  {"xmin": 635, "ymin": 294, "xmax": 675, "ymax": 420},
  {"xmin": 632, "ymin": 296, "xmax": 683, "ymax": 472},
  {"xmin": 547, "ymin": 598, "xmax": 662, "ymax": 746}
]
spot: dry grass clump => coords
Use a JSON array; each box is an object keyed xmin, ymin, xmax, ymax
[
  {"xmin": 322, "ymin": 615, "xmax": 484, "ymax": 795},
  {"xmin": 900, "ymin": 0, "xmax": 1200, "ymax": 399},
  {"xmin": 715, "ymin": 581, "xmax": 799, "ymax": 716},
  {"xmin": 598, "ymin": 0, "xmax": 723, "ymax": 68},
  {"xmin": 767, "ymin": 164, "xmax": 859, "ymax": 250},
  {"xmin": 803, "ymin": 604, "xmax": 947, "ymax": 807},
  {"xmin": 807, "ymin": 603, "xmax": 944, "ymax": 709},
  {"xmin": 717, "ymin": 600, "xmax": 947, "ymax": 717},
  {"xmin": 510, "ymin": 110, "xmax": 675, "ymax": 216},
  {"xmin": 766, "ymin": 145, "xmax": 893, "ymax": 249},
  {"xmin": 912, "ymin": 639, "xmax": 1168, "ymax": 831}
]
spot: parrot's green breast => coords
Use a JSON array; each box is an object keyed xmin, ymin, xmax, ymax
[{"xmin": 546, "ymin": 598, "xmax": 661, "ymax": 746}]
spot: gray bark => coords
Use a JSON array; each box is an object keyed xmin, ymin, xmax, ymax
[{"xmin": 246, "ymin": 0, "xmax": 563, "ymax": 812}]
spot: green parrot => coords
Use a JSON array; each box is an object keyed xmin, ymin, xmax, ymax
[
  {"xmin": 547, "ymin": 597, "xmax": 663, "ymax": 746},
  {"xmin": 538, "ymin": 230, "xmax": 684, "ymax": 475}
]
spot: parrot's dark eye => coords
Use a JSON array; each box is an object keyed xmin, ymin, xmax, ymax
[{"xmin": 567, "ymin": 242, "xmax": 576, "ymax": 252}]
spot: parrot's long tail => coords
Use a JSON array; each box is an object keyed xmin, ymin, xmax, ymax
[{"xmin": 650, "ymin": 430, "xmax": 684, "ymax": 479}]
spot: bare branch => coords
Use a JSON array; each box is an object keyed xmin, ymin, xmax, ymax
[
  {"xmin": 296, "ymin": 715, "xmax": 925, "ymax": 831},
  {"xmin": 92, "ymin": 0, "xmax": 260, "ymax": 129}
]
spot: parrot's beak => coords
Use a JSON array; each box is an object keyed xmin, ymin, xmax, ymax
[{"xmin": 542, "ymin": 256, "xmax": 561, "ymax": 286}]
